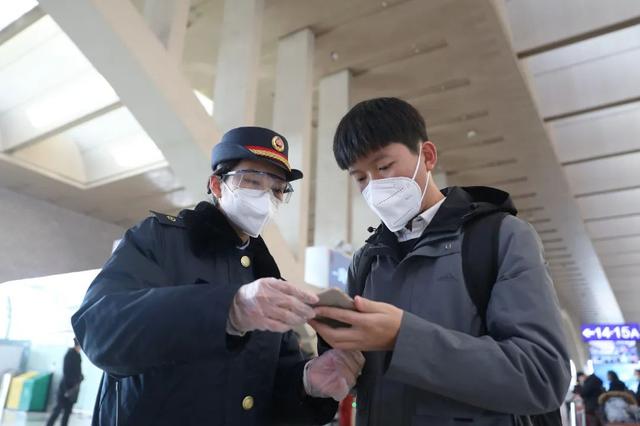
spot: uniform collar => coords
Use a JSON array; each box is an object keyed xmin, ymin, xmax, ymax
[
  {"xmin": 183, "ymin": 201, "xmax": 243, "ymax": 252},
  {"xmin": 182, "ymin": 202, "xmax": 281, "ymax": 278}
]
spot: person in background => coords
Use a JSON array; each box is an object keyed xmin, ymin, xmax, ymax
[
  {"xmin": 46, "ymin": 338, "xmax": 83, "ymax": 426},
  {"xmin": 607, "ymin": 371, "xmax": 628, "ymax": 392},
  {"xmin": 634, "ymin": 369, "xmax": 640, "ymax": 404},
  {"xmin": 574, "ymin": 371, "xmax": 587, "ymax": 397},
  {"xmin": 581, "ymin": 374, "xmax": 605, "ymax": 426}
]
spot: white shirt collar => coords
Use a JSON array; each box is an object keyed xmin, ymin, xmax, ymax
[{"xmin": 395, "ymin": 197, "xmax": 447, "ymax": 242}]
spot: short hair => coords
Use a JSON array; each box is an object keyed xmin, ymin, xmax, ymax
[
  {"xmin": 333, "ymin": 97, "xmax": 428, "ymax": 170},
  {"xmin": 213, "ymin": 159, "xmax": 241, "ymax": 177}
]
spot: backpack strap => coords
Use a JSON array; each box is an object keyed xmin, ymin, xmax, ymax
[
  {"xmin": 352, "ymin": 248, "xmax": 376, "ymax": 298},
  {"xmin": 461, "ymin": 211, "xmax": 509, "ymax": 334}
]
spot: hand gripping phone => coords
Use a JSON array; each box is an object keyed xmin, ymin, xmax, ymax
[{"xmin": 312, "ymin": 288, "xmax": 355, "ymax": 328}]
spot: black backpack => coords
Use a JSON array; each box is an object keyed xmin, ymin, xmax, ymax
[{"xmin": 353, "ymin": 211, "xmax": 562, "ymax": 426}]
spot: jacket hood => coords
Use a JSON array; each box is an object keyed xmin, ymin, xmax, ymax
[{"xmin": 366, "ymin": 186, "xmax": 517, "ymax": 245}]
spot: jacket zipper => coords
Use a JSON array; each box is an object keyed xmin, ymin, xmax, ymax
[{"xmin": 115, "ymin": 380, "xmax": 120, "ymax": 426}]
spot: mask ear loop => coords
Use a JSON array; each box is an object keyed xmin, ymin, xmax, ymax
[
  {"xmin": 411, "ymin": 144, "xmax": 423, "ymax": 180},
  {"xmin": 208, "ymin": 175, "xmax": 224, "ymax": 204},
  {"xmin": 420, "ymin": 170, "xmax": 431, "ymax": 200},
  {"xmin": 414, "ymin": 144, "xmax": 430, "ymax": 202}
]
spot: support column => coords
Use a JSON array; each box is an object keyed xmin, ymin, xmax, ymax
[
  {"xmin": 314, "ymin": 70, "xmax": 352, "ymax": 248},
  {"xmin": 271, "ymin": 29, "xmax": 314, "ymax": 256},
  {"xmin": 143, "ymin": 0, "xmax": 190, "ymax": 61},
  {"xmin": 213, "ymin": 0, "xmax": 263, "ymax": 132}
]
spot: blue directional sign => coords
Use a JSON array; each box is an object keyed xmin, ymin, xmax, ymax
[{"xmin": 581, "ymin": 323, "xmax": 640, "ymax": 341}]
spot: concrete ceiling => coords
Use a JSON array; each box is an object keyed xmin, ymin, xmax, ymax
[
  {"xmin": 500, "ymin": 0, "xmax": 640, "ymax": 324},
  {"xmin": 1, "ymin": 0, "xmax": 638, "ymax": 325}
]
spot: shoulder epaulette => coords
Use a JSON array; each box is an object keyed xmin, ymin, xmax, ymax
[{"xmin": 150, "ymin": 211, "xmax": 185, "ymax": 227}]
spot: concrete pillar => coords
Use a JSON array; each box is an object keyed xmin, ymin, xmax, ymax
[
  {"xmin": 272, "ymin": 29, "xmax": 314, "ymax": 256},
  {"xmin": 314, "ymin": 70, "xmax": 352, "ymax": 248},
  {"xmin": 213, "ymin": 0, "xmax": 263, "ymax": 132},
  {"xmin": 143, "ymin": 0, "xmax": 190, "ymax": 61}
]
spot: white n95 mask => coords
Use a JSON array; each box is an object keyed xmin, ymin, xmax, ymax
[
  {"xmin": 362, "ymin": 148, "xmax": 430, "ymax": 232},
  {"xmin": 219, "ymin": 182, "xmax": 278, "ymax": 238}
]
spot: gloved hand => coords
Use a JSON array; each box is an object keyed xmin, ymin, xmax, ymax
[
  {"xmin": 303, "ymin": 349, "xmax": 365, "ymax": 401},
  {"xmin": 228, "ymin": 277, "xmax": 319, "ymax": 333}
]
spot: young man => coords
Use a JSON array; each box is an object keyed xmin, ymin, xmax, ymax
[
  {"xmin": 310, "ymin": 98, "xmax": 571, "ymax": 425},
  {"xmin": 46, "ymin": 339, "xmax": 83, "ymax": 426},
  {"xmin": 72, "ymin": 127, "xmax": 364, "ymax": 426}
]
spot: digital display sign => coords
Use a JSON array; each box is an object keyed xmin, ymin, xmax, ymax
[{"xmin": 581, "ymin": 323, "xmax": 640, "ymax": 341}]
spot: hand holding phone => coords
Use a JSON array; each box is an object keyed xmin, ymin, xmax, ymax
[{"xmin": 312, "ymin": 288, "xmax": 355, "ymax": 328}]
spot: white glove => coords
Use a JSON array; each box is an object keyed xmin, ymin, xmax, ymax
[
  {"xmin": 303, "ymin": 349, "xmax": 365, "ymax": 401},
  {"xmin": 227, "ymin": 278, "xmax": 319, "ymax": 334}
]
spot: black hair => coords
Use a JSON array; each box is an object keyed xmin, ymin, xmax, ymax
[
  {"xmin": 73, "ymin": 338, "xmax": 80, "ymax": 347},
  {"xmin": 607, "ymin": 370, "xmax": 620, "ymax": 381},
  {"xmin": 206, "ymin": 160, "xmax": 241, "ymax": 193},
  {"xmin": 333, "ymin": 97, "xmax": 428, "ymax": 170},
  {"xmin": 576, "ymin": 371, "xmax": 586, "ymax": 377},
  {"xmin": 213, "ymin": 159, "xmax": 241, "ymax": 177}
]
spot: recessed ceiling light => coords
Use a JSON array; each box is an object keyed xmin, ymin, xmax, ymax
[
  {"xmin": 466, "ymin": 130, "xmax": 478, "ymax": 139},
  {"xmin": 330, "ymin": 51, "xmax": 339, "ymax": 61}
]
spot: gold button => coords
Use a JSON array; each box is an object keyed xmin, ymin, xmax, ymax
[
  {"xmin": 242, "ymin": 395, "xmax": 254, "ymax": 411},
  {"xmin": 240, "ymin": 256, "xmax": 251, "ymax": 268}
]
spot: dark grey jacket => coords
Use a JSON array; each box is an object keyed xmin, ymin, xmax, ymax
[{"xmin": 349, "ymin": 187, "xmax": 571, "ymax": 426}]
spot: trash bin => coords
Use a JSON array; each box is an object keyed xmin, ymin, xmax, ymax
[
  {"xmin": 5, "ymin": 371, "xmax": 37, "ymax": 410},
  {"xmin": 19, "ymin": 372, "xmax": 52, "ymax": 412}
]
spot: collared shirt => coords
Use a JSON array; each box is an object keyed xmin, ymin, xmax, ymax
[{"xmin": 395, "ymin": 197, "xmax": 447, "ymax": 242}]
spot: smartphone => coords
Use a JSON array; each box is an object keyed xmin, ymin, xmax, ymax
[{"xmin": 313, "ymin": 288, "xmax": 355, "ymax": 328}]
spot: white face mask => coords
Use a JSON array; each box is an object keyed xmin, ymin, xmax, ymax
[
  {"xmin": 362, "ymin": 148, "xmax": 430, "ymax": 232},
  {"xmin": 219, "ymin": 181, "xmax": 278, "ymax": 238}
]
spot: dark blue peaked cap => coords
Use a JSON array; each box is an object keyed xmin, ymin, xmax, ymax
[{"xmin": 211, "ymin": 126, "xmax": 303, "ymax": 181}]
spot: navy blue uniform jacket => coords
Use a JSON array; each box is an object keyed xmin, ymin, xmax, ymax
[{"xmin": 71, "ymin": 202, "xmax": 337, "ymax": 425}]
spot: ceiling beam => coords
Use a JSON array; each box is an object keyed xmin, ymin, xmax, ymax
[
  {"xmin": 0, "ymin": 6, "xmax": 44, "ymax": 46},
  {"xmin": 36, "ymin": 0, "xmax": 215, "ymax": 199},
  {"xmin": 3, "ymin": 102, "xmax": 122, "ymax": 154}
]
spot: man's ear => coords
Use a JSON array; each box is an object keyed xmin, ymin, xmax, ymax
[{"xmin": 421, "ymin": 141, "xmax": 438, "ymax": 171}]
